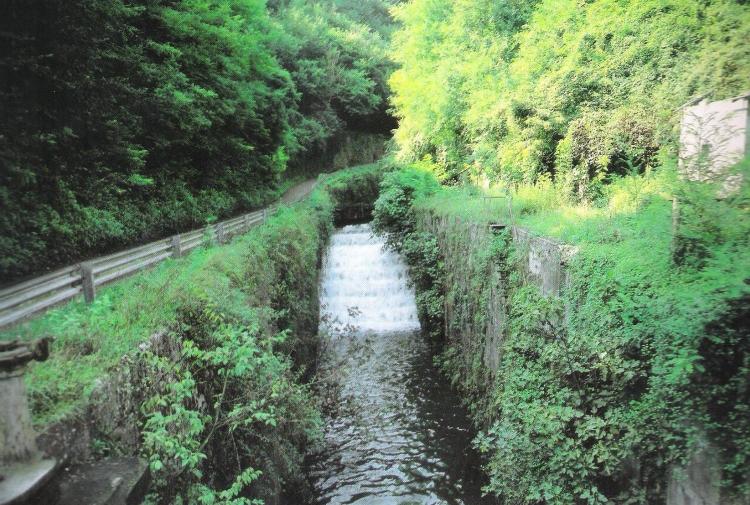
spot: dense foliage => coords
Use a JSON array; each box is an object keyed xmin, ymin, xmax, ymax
[
  {"xmin": 0, "ymin": 0, "xmax": 395, "ymax": 283},
  {"xmin": 7, "ymin": 183, "xmax": 336, "ymax": 503},
  {"xmin": 389, "ymin": 0, "xmax": 750, "ymax": 186},
  {"xmin": 322, "ymin": 164, "xmax": 386, "ymax": 225},
  {"xmin": 5, "ymin": 0, "xmax": 749, "ymax": 501},
  {"xmin": 383, "ymin": 8, "xmax": 750, "ymax": 497},
  {"xmin": 268, "ymin": 0, "xmax": 400, "ymax": 172},
  {"xmin": 373, "ymin": 162, "xmax": 750, "ymax": 504},
  {"xmin": 136, "ymin": 200, "xmax": 333, "ymax": 504}
]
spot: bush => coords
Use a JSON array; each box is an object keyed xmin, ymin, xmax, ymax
[
  {"xmin": 8, "ymin": 187, "xmax": 336, "ymax": 504},
  {"xmin": 374, "ymin": 161, "xmax": 750, "ymax": 502}
]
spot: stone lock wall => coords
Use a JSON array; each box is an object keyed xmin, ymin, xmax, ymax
[
  {"xmin": 417, "ymin": 212, "xmax": 572, "ymax": 379},
  {"xmin": 417, "ymin": 210, "xmax": 732, "ymax": 505}
]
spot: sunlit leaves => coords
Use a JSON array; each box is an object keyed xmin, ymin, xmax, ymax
[
  {"xmin": 388, "ymin": 0, "xmax": 750, "ymax": 185},
  {"xmin": 269, "ymin": 0, "xmax": 394, "ymax": 166}
]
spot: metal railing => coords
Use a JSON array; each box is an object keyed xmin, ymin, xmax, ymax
[
  {"xmin": 0, "ymin": 206, "xmax": 281, "ymax": 330},
  {"xmin": 0, "ymin": 173, "xmax": 327, "ymax": 330}
]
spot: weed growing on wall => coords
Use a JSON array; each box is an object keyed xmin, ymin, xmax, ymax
[
  {"xmin": 371, "ymin": 165, "xmax": 442, "ymax": 252},
  {"xmin": 371, "ymin": 166, "xmax": 444, "ymax": 340},
  {"xmin": 139, "ymin": 298, "xmax": 321, "ymax": 504},
  {"xmin": 3, "ymin": 185, "xmax": 338, "ymax": 503},
  {"xmin": 374, "ymin": 159, "xmax": 750, "ymax": 503}
]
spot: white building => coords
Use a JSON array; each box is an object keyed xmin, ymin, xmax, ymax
[{"xmin": 680, "ymin": 91, "xmax": 749, "ymax": 190}]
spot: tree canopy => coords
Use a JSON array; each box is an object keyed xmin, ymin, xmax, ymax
[
  {"xmin": 389, "ymin": 0, "xmax": 750, "ymax": 187},
  {"xmin": 1, "ymin": 0, "xmax": 396, "ymax": 282}
]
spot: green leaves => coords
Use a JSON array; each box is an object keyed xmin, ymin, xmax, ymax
[
  {"xmin": 0, "ymin": 0, "xmax": 398, "ymax": 282},
  {"xmin": 388, "ymin": 0, "xmax": 750, "ymax": 187},
  {"xmin": 374, "ymin": 163, "xmax": 750, "ymax": 502},
  {"xmin": 0, "ymin": 0, "xmax": 293, "ymax": 281},
  {"xmin": 0, "ymin": 0, "xmax": 402, "ymax": 282},
  {"xmin": 268, "ymin": 0, "xmax": 395, "ymax": 171},
  {"xmin": 137, "ymin": 221, "xmax": 327, "ymax": 503}
]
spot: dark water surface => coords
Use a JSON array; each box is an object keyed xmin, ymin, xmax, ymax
[{"xmin": 308, "ymin": 224, "xmax": 492, "ymax": 505}]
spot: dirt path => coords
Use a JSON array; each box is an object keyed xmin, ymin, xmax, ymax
[{"xmin": 279, "ymin": 178, "xmax": 317, "ymax": 205}]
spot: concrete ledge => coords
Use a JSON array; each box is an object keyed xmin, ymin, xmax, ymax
[
  {"xmin": 0, "ymin": 458, "xmax": 57, "ymax": 505},
  {"xmin": 33, "ymin": 457, "xmax": 150, "ymax": 505}
]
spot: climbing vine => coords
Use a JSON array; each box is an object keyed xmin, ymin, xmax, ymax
[{"xmin": 373, "ymin": 162, "xmax": 750, "ymax": 503}]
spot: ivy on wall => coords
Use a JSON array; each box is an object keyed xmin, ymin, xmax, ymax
[{"xmin": 373, "ymin": 163, "xmax": 750, "ymax": 504}]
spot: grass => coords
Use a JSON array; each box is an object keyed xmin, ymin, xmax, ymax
[
  {"xmin": 4, "ymin": 248, "xmax": 233, "ymax": 424},
  {"xmin": 417, "ymin": 169, "xmax": 687, "ymax": 294},
  {"xmin": 422, "ymin": 169, "xmax": 674, "ymax": 241},
  {"xmin": 1, "ymin": 193, "xmax": 331, "ymax": 427},
  {"xmin": 2, "ymin": 161, "xmax": 383, "ymax": 428}
]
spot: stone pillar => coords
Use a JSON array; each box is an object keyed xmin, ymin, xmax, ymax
[
  {"xmin": 0, "ymin": 367, "xmax": 38, "ymax": 462},
  {"xmin": 0, "ymin": 338, "xmax": 57, "ymax": 503}
]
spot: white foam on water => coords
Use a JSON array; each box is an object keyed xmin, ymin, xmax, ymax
[
  {"xmin": 319, "ymin": 224, "xmax": 420, "ymax": 333},
  {"xmin": 311, "ymin": 223, "xmax": 489, "ymax": 505}
]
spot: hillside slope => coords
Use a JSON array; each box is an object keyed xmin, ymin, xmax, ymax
[{"xmin": 389, "ymin": 0, "xmax": 750, "ymax": 188}]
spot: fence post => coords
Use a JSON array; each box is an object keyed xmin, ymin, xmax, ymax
[
  {"xmin": 670, "ymin": 197, "xmax": 680, "ymax": 259},
  {"xmin": 81, "ymin": 262, "xmax": 96, "ymax": 304},
  {"xmin": 244, "ymin": 214, "xmax": 251, "ymax": 232},
  {"xmin": 216, "ymin": 223, "xmax": 225, "ymax": 245},
  {"xmin": 263, "ymin": 208, "xmax": 268, "ymax": 225},
  {"xmin": 171, "ymin": 235, "xmax": 181, "ymax": 259}
]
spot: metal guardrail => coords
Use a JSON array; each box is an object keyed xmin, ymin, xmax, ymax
[{"xmin": 0, "ymin": 205, "xmax": 282, "ymax": 330}]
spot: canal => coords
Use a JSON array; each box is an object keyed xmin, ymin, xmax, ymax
[{"xmin": 307, "ymin": 224, "xmax": 492, "ymax": 505}]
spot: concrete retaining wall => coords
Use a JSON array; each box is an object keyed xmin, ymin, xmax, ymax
[{"xmin": 418, "ymin": 211, "xmax": 737, "ymax": 504}]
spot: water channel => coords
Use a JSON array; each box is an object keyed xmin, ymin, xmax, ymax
[{"xmin": 307, "ymin": 224, "xmax": 492, "ymax": 505}]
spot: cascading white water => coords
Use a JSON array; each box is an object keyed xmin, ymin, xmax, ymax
[
  {"xmin": 309, "ymin": 224, "xmax": 489, "ymax": 505},
  {"xmin": 319, "ymin": 224, "xmax": 419, "ymax": 333}
]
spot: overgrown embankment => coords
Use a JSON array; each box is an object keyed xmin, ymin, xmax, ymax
[
  {"xmin": 1, "ymin": 0, "xmax": 397, "ymax": 284},
  {"xmin": 3, "ymin": 179, "xmax": 346, "ymax": 503},
  {"xmin": 388, "ymin": 0, "xmax": 750, "ymax": 186},
  {"xmin": 372, "ymin": 165, "xmax": 750, "ymax": 504}
]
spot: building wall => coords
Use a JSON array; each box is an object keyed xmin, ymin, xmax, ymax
[{"xmin": 680, "ymin": 95, "xmax": 749, "ymax": 186}]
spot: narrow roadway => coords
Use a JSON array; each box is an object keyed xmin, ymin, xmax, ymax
[{"xmin": 280, "ymin": 178, "xmax": 317, "ymax": 205}]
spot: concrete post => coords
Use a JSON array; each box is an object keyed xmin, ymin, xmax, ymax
[
  {"xmin": 671, "ymin": 197, "xmax": 680, "ymax": 260},
  {"xmin": 216, "ymin": 224, "xmax": 225, "ymax": 245},
  {"xmin": 0, "ymin": 339, "xmax": 57, "ymax": 502},
  {"xmin": 81, "ymin": 262, "xmax": 96, "ymax": 304},
  {"xmin": 263, "ymin": 208, "xmax": 268, "ymax": 225},
  {"xmin": 171, "ymin": 235, "xmax": 181, "ymax": 259},
  {"xmin": 244, "ymin": 214, "xmax": 251, "ymax": 232},
  {"xmin": 0, "ymin": 367, "xmax": 39, "ymax": 462}
]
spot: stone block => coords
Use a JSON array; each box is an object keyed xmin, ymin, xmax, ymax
[{"xmin": 33, "ymin": 457, "xmax": 150, "ymax": 505}]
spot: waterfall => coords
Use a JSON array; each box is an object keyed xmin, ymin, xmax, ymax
[
  {"xmin": 309, "ymin": 224, "xmax": 488, "ymax": 505},
  {"xmin": 319, "ymin": 224, "xmax": 419, "ymax": 333}
]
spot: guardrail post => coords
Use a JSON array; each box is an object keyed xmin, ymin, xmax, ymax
[
  {"xmin": 81, "ymin": 262, "xmax": 96, "ymax": 304},
  {"xmin": 171, "ymin": 235, "xmax": 181, "ymax": 259},
  {"xmin": 670, "ymin": 197, "xmax": 680, "ymax": 260},
  {"xmin": 216, "ymin": 223, "xmax": 225, "ymax": 245},
  {"xmin": 244, "ymin": 214, "xmax": 250, "ymax": 232},
  {"xmin": 263, "ymin": 208, "xmax": 268, "ymax": 225}
]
